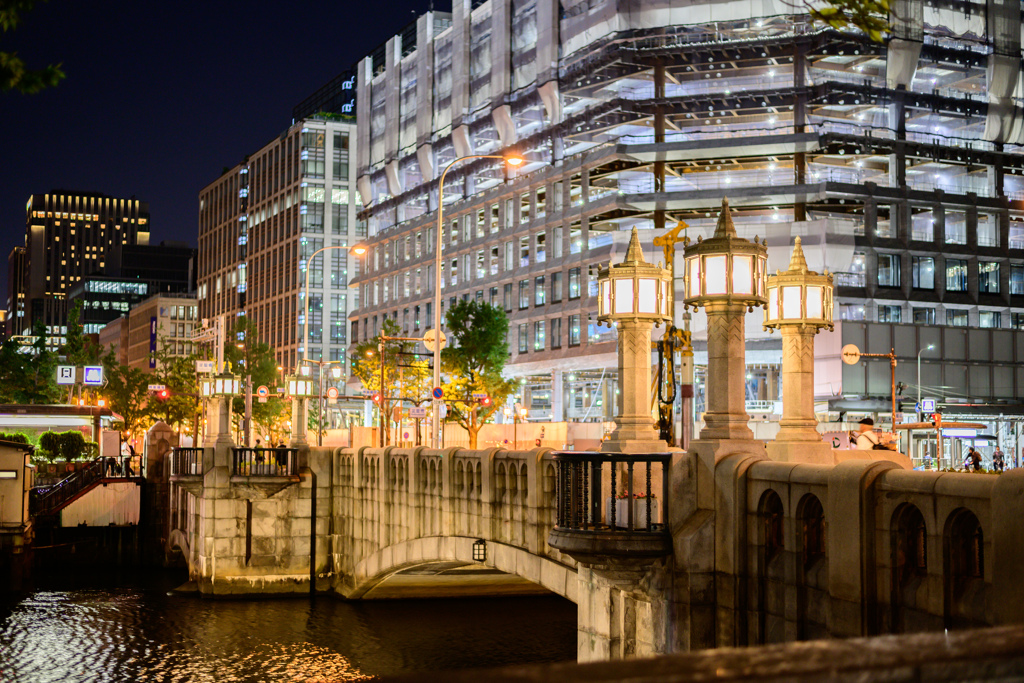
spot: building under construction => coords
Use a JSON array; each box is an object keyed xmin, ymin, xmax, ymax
[{"xmin": 352, "ymin": 0, "xmax": 1024, "ymax": 447}]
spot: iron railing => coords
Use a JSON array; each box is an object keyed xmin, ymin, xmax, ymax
[
  {"xmin": 232, "ymin": 448, "xmax": 298, "ymax": 477},
  {"xmin": 553, "ymin": 451, "xmax": 670, "ymax": 533},
  {"xmin": 170, "ymin": 447, "xmax": 204, "ymax": 476},
  {"xmin": 30, "ymin": 456, "xmax": 108, "ymax": 516}
]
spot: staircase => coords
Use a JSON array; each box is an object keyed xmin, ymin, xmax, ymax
[{"xmin": 30, "ymin": 457, "xmax": 110, "ymax": 517}]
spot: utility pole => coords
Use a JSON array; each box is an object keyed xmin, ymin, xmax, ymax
[{"xmin": 378, "ymin": 340, "xmax": 385, "ymax": 448}]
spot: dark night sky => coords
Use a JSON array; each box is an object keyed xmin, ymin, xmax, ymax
[{"xmin": 1, "ymin": 0, "xmax": 442, "ymax": 303}]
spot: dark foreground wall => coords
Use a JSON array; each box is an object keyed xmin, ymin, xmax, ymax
[{"xmin": 384, "ymin": 624, "xmax": 1024, "ymax": 683}]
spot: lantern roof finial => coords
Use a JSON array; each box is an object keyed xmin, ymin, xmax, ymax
[
  {"xmin": 713, "ymin": 197, "xmax": 737, "ymax": 239},
  {"xmin": 622, "ymin": 227, "xmax": 648, "ymax": 266},
  {"xmin": 788, "ymin": 236, "xmax": 809, "ymax": 273}
]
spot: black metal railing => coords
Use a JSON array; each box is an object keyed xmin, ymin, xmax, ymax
[
  {"xmin": 232, "ymin": 448, "xmax": 298, "ymax": 477},
  {"xmin": 553, "ymin": 451, "xmax": 670, "ymax": 533},
  {"xmin": 170, "ymin": 447, "xmax": 205, "ymax": 476},
  {"xmin": 30, "ymin": 456, "xmax": 108, "ymax": 516}
]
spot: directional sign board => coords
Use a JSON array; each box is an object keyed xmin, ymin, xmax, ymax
[
  {"xmin": 195, "ymin": 360, "xmax": 215, "ymax": 373},
  {"xmin": 410, "ymin": 407, "xmax": 428, "ymax": 418},
  {"xmin": 56, "ymin": 366, "xmax": 76, "ymax": 385},
  {"xmin": 920, "ymin": 398, "xmax": 936, "ymax": 413},
  {"xmin": 423, "ymin": 329, "xmax": 447, "ymax": 353},
  {"xmin": 83, "ymin": 366, "xmax": 104, "ymax": 386},
  {"xmin": 472, "ymin": 392, "xmax": 488, "ymax": 400},
  {"xmin": 841, "ymin": 344, "xmax": 861, "ymax": 365},
  {"xmin": 432, "ymin": 387, "xmax": 444, "ymax": 399},
  {"xmin": 147, "ymin": 384, "xmax": 166, "ymax": 392}
]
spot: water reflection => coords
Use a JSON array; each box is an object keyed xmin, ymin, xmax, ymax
[{"xmin": 0, "ymin": 570, "xmax": 576, "ymax": 682}]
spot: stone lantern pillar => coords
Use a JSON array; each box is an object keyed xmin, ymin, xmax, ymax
[
  {"xmin": 199, "ymin": 373, "xmax": 240, "ymax": 448},
  {"xmin": 682, "ymin": 198, "xmax": 768, "ymax": 443},
  {"xmin": 598, "ymin": 228, "xmax": 674, "ymax": 453},
  {"xmin": 287, "ymin": 375, "xmax": 315, "ymax": 447},
  {"xmin": 763, "ymin": 237, "xmax": 835, "ymax": 463}
]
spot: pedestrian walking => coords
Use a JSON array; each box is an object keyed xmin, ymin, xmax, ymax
[{"xmin": 993, "ymin": 447, "xmax": 1005, "ymax": 472}]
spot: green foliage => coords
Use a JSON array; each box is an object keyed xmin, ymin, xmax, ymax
[
  {"xmin": 222, "ymin": 316, "xmax": 289, "ymax": 440},
  {"xmin": 351, "ymin": 318, "xmax": 432, "ymax": 444},
  {"xmin": 0, "ymin": 432, "xmax": 29, "ymax": 444},
  {"xmin": 0, "ymin": 0, "xmax": 65, "ymax": 93},
  {"xmin": 0, "ymin": 320, "xmax": 61, "ymax": 404},
  {"xmin": 82, "ymin": 441, "xmax": 99, "ymax": 460},
  {"xmin": 807, "ymin": 0, "xmax": 891, "ymax": 42},
  {"xmin": 441, "ymin": 300, "xmax": 517, "ymax": 449},
  {"xmin": 102, "ymin": 350, "xmax": 152, "ymax": 441},
  {"xmin": 56, "ymin": 430, "xmax": 86, "ymax": 460}
]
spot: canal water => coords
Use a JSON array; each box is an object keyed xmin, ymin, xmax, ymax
[{"xmin": 0, "ymin": 569, "xmax": 577, "ymax": 682}]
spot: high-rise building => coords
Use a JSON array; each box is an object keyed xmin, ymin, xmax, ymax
[
  {"xmin": 5, "ymin": 246, "xmax": 26, "ymax": 339},
  {"xmin": 351, "ymin": 2, "xmax": 1024, "ymax": 434},
  {"xmin": 198, "ymin": 74, "xmax": 362, "ymax": 396},
  {"xmin": 21, "ymin": 191, "xmax": 150, "ymax": 347}
]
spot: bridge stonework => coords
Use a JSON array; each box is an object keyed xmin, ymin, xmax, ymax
[{"xmin": 169, "ymin": 442, "xmax": 1024, "ymax": 662}]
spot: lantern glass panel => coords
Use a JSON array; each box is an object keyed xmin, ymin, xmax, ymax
[
  {"xmin": 600, "ymin": 280, "xmax": 611, "ymax": 316},
  {"xmin": 289, "ymin": 379, "xmax": 297, "ymax": 395},
  {"xmin": 614, "ymin": 278, "xmax": 634, "ymax": 314},
  {"xmin": 782, "ymin": 286, "xmax": 802, "ymax": 319},
  {"xmin": 732, "ymin": 255, "xmax": 753, "ymax": 295},
  {"xmin": 806, "ymin": 286, "xmax": 823, "ymax": 319},
  {"xmin": 768, "ymin": 285, "xmax": 779, "ymax": 321},
  {"xmin": 687, "ymin": 257, "xmax": 700, "ymax": 298},
  {"xmin": 638, "ymin": 278, "xmax": 657, "ymax": 313},
  {"xmin": 705, "ymin": 256, "xmax": 727, "ymax": 295}
]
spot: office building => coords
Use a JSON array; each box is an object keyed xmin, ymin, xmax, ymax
[{"xmin": 350, "ymin": 0, "xmax": 1024, "ymax": 442}]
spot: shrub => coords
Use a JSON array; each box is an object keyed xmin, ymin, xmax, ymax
[
  {"xmin": 57, "ymin": 431, "xmax": 86, "ymax": 461},
  {"xmin": 38, "ymin": 432, "xmax": 60, "ymax": 461},
  {"xmin": 0, "ymin": 432, "xmax": 30, "ymax": 444},
  {"xmin": 82, "ymin": 441, "xmax": 99, "ymax": 460}
]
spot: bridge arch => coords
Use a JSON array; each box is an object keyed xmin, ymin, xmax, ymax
[
  {"xmin": 343, "ymin": 535, "xmax": 577, "ymax": 603},
  {"xmin": 166, "ymin": 528, "xmax": 192, "ymax": 574}
]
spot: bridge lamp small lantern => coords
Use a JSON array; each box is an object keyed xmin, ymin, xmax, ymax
[
  {"xmin": 287, "ymin": 375, "xmax": 316, "ymax": 398},
  {"xmin": 473, "ymin": 539, "xmax": 487, "ymax": 562},
  {"xmin": 681, "ymin": 198, "xmax": 768, "ymax": 312},
  {"xmin": 763, "ymin": 237, "xmax": 834, "ymax": 332},
  {"xmin": 597, "ymin": 228, "xmax": 673, "ymax": 324},
  {"xmin": 200, "ymin": 373, "xmax": 241, "ymax": 398}
]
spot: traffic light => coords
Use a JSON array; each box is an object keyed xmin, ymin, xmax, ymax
[
  {"xmin": 931, "ymin": 413, "xmax": 942, "ymax": 428},
  {"xmin": 158, "ymin": 389, "xmax": 169, "ymax": 400},
  {"xmin": 478, "ymin": 395, "xmax": 492, "ymax": 407},
  {"xmin": 371, "ymin": 392, "xmax": 382, "ymax": 405}
]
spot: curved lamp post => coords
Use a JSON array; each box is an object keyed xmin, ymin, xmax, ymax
[
  {"xmin": 683, "ymin": 197, "xmax": 767, "ymax": 441},
  {"xmin": 431, "ymin": 152, "xmax": 523, "ymax": 449},
  {"xmin": 763, "ymin": 237, "xmax": 835, "ymax": 462},
  {"xmin": 597, "ymin": 228, "xmax": 673, "ymax": 452}
]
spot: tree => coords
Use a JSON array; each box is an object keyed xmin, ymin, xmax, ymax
[
  {"xmin": 102, "ymin": 351, "xmax": 151, "ymax": 442},
  {"xmin": 441, "ymin": 300, "xmax": 517, "ymax": 449},
  {"xmin": 0, "ymin": 320, "xmax": 61, "ymax": 404},
  {"xmin": 147, "ymin": 344, "xmax": 202, "ymax": 435},
  {"xmin": 351, "ymin": 318, "xmax": 431, "ymax": 445},
  {"xmin": 221, "ymin": 316, "xmax": 287, "ymax": 442},
  {"xmin": 1, "ymin": 0, "xmax": 65, "ymax": 93}
]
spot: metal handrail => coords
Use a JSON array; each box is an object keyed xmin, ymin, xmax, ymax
[
  {"xmin": 551, "ymin": 451, "xmax": 670, "ymax": 534},
  {"xmin": 170, "ymin": 447, "xmax": 204, "ymax": 476},
  {"xmin": 30, "ymin": 457, "xmax": 108, "ymax": 516},
  {"xmin": 232, "ymin": 448, "xmax": 298, "ymax": 477}
]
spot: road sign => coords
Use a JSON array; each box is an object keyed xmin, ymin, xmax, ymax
[
  {"xmin": 327, "ymin": 387, "xmax": 339, "ymax": 399},
  {"xmin": 57, "ymin": 366, "xmax": 75, "ymax": 385},
  {"xmin": 392, "ymin": 405, "xmax": 402, "ymax": 422},
  {"xmin": 147, "ymin": 384, "xmax": 167, "ymax": 392},
  {"xmin": 258, "ymin": 397, "xmax": 268, "ymax": 403},
  {"xmin": 841, "ymin": 344, "xmax": 861, "ymax": 365},
  {"xmin": 438, "ymin": 403, "xmax": 448, "ymax": 418},
  {"xmin": 423, "ymin": 329, "xmax": 447, "ymax": 353},
  {"xmin": 432, "ymin": 387, "xmax": 444, "ymax": 399},
  {"xmin": 920, "ymin": 398, "xmax": 936, "ymax": 413},
  {"xmin": 256, "ymin": 385, "xmax": 269, "ymax": 398},
  {"xmin": 195, "ymin": 360, "xmax": 215, "ymax": 373},
  {"xmin": 410, "ymin": 407, "xmax": 427, "ymax": 418},
  {"xmin": 83, "ymin": 366, "xmax": 104, "ymax": 386},
  {"xmin": 472, "ymin": 392, "xmax": 487, "ymax": 400},
  {"xmin": 362, "ymin": 389, "xmax": 375, "ymax": 396}
]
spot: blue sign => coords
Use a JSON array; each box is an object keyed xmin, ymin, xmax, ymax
[
  {"xmin": 432, "ymin": 387, "xmax": 444, "ymax": 399},
  {"xmin": 920, "ymin": 399, "xmax": 936, "ymax": 413},
  {"xmin": 83, "ymin": 366, "xmax": 104, "ymax": 386}
]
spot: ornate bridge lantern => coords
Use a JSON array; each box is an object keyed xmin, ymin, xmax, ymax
[
  {"xmin": 682, "ymin": 198, "xmax": 767, "ymax": 441},
  {"xmin": 287, "ymin": 375, "xmax": 316, "ymax": 446},
  {"xmin": 200, "ymin": 372, "xmax": 240, "ymax": 445},
  {"xmin": 598, "ymin": 228, "xmax": 674, "ymax": 452},
  {"xmin": 763, "ymin": 237, "xmax": 835, "ymax": 462}
]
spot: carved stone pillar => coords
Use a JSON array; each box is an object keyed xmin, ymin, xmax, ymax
[
  {"xmin": 603, "ymin": 320, "xmax": 666, "ymax": 453},
  {"xmin": 700, "ymin": 301, "xmax": 753, "ymax": 441}
]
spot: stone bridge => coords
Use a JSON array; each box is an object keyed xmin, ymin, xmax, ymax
[{"xmin": 168, "ymin": 435, "xmax": 1024, "ymax": 662}]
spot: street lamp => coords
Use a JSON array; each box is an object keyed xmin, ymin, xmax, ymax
[
  {"xmin": 917, "ymin": 344, "xmax": 935, "ymax": 421},
  {"xmin": 286, "ymin": 373, "xmax": 317, "ymax": 446},
  {"xmin": 300, "ymin": 359, "xmax": 344, "ymax": 447},
  {"xmin": 763, "ymin": 237, "xmax": 835, "ymax": 462},
  {"xmin": 199, "ymin": 372, "xmax": 241, "ymax": 445},
  {"xmin": 682, "ymin": 197, "xmax": 768, "ymax": 441},
  {"xmin": 596, "ymin": 227, "xmax": 673, "ymax": 452},
  {"xmin": 300, "ymin": 242, "xmax": 367, "ymax": 374},
  {"xmin": 431, "ymin": 152, "xmax": 524, "ymax": 449}
]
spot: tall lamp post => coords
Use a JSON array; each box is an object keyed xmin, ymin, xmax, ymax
[
  {"xmin": 597, "ymin": 227, "xmax": 674, "ymax": 452},
  {"xmin": 430, "ymin": 152, "xmax": 523, "ymax": 449},
  {"xmin": 682, "ymin": 197, "xmax": 767, "ymax": 442},
  {"xmin": 917, "ymin": 344, "xmax": 935, "ymax": 421},
  {"xmin": 300, "ymin": 360, "xmax": 344, "ymax": 447},
  {"xmin": 762, "ymin": 237, "xmax": 835, "ymax": 463}
]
